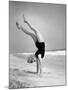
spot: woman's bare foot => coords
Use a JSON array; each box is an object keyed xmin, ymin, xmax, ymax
[
  {"xmin": 16, "ymin": 22, "xmax": 20, "ymax": 30},
  {"xmin": 23, "ymin": 14, "xmax": 28, "ymax": 23}
]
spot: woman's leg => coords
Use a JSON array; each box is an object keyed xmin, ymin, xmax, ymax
[
  {"xmin": 23, "ymin": 15, "xmax": 44, "ymax": 42},
  {"xmin": 23, "ymin": 15, "xmax": 39, "ymax": 34},
  {"xmin": 16, "ymin": 21, "xmax": 37, "ymax": 42}
]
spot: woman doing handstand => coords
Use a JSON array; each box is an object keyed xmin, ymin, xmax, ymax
[{"xmin": 16, "ymin": 15, "xmax": 45, "ymax": 74}]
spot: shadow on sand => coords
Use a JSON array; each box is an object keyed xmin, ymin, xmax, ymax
[{"xmin": 23, "ymin": 70, "xmax": 37, "ymax": 75}]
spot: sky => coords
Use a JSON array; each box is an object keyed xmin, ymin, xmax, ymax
[{"xmin": 9, "ymin": 1, "xmax": 66, "ymax": 53}]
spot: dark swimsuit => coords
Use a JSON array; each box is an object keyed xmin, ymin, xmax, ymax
[{"xmin": 35, "ymin": 40, "xmax": 45, "ymax": 59}]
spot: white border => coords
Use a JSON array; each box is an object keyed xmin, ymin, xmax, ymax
[
  {"xmin": 0, "ymin": 0, "xmax": 68, "ymax": 90},
  {"xmin": 10, "ymin": 0, "xmax": 67, "ymax": 4}
]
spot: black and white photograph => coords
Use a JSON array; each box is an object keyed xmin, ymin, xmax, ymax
[{"xmin": 9, "ymin": 1, "xmax": 66, "ymax": 89}]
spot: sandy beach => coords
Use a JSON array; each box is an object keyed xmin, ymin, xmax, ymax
[{"xmin": 9, "ymin": 51, "xmax": 66, "ymax": 88}]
